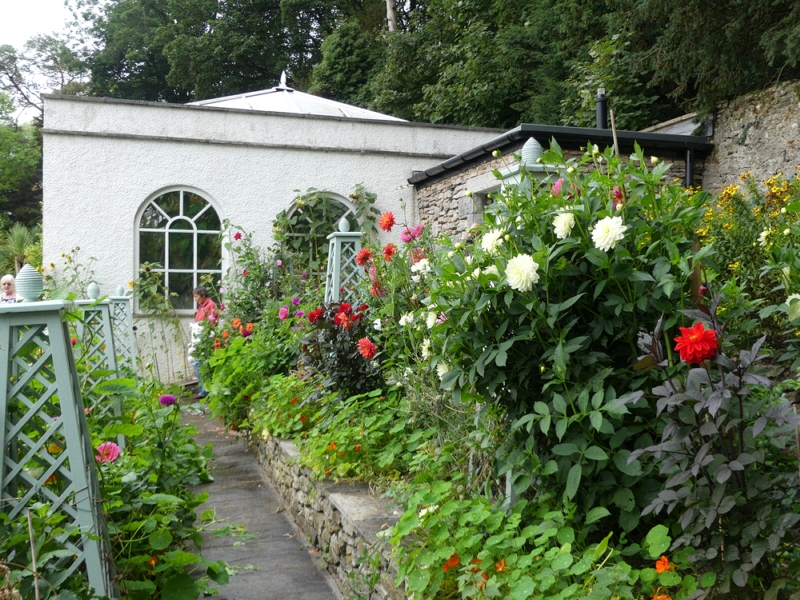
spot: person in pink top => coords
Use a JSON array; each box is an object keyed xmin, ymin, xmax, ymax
[{"xmin": 192, "ymin": 286, "xmax": 217, "ymax": 399}]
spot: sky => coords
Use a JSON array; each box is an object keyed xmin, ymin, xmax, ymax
[
  {"xmin": 0, "ymin": 0, "xmax": 74, "ymax": 50},
  {"xmin": 1, "ymin": 0, "xmax": 76, "ymax": 121}
]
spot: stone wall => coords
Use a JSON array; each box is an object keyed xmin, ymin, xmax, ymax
[
  {"xmin": 702, "ymin": 80, "xmax": 800, "ymax": 193},
  {"xmin": 415, "ymin": 148, "xmax": 697, "ymax": 241},
  {"xmin": 248, "ymin": 432, "xmax": 404, "ymax": 600}
]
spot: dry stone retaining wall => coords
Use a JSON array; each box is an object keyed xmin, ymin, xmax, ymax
[
  {"xmin": 248, "ymin": 433, "xmax": 405, "ymax": 600},
  {"xmin": 702, "ymin": 80, "xmax": 800, "ymax": 193}
]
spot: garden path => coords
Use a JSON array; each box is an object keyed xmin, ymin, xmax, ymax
[{"xmin": 184, "ymin": 408, "xmax": 342, "ymax": 600}]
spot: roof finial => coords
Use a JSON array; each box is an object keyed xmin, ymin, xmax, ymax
[{"xmin": 280, "ymin": 70, "xmax": 287, "ymax": 88}]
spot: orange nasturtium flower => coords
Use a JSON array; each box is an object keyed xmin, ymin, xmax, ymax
[
  {"xmin": 655, "ymin": 555, "xmax": 674, "ymax": 574},
  {"xmin": 231, "ymin": 318, "xmax": 241, "ymax": 329},
  {"xmin": 442, "ymin": 552, "xmax": 460, "ymax": 572},
  {"xmin": 653, "ymin": 594, "xmax": 672, "ymax": 600},
  {"xmin": 495, "ymin": 558, "xmax": 506, "ymax": 572},
  {"xmin": 146, "ymin": 556, "xmax": 158, "ymax": 568}
]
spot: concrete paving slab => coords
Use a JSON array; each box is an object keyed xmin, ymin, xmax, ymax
[{"xmin": 184, "ymin": 409, "xmax": 342, "ymax": 600}]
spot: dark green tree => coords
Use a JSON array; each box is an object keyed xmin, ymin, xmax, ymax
[{"xmin": 0, "ymin": 93, "xmax": 42, "ymax": 226}]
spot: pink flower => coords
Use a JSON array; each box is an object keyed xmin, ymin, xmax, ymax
[
  {"xmin": 613, "ymin": 186, "xmax": 624, "ymax": 209},
  {"xmin": 242, "ymin": 269, "xmax": 248, "ymax": 276},
  {"xmin": 276, "ymin": 259, "xmax": 283, "ymax": 267},
  {"xmin": 437, "ymin": 311, "xmax": 448, "ymax": 324},
  {"xmin": 301, "ymin": 272, "xmax": 308, "ymax": 280},
  {"xmin": 95, "ymin": 442, "xmax": 121, "ymax": 463},
  {"xmin": 368, "ymin": 266, "xmax": 377, "ymax": 281},
  {"xmin": 234, "ymin": 232, "xmax": 242, "ymax": 240},
  {"xmin": 295, "ymin": 310, "xmax": 305, "ymax": 318},
  {"xmin": 292, "ymin": 296, "xmax": 301, "ymax": 305},
  {"xmin": 159, "ymin": 394, "xmax": 176, "ymax": 406},
  {"xmin": 241, "ymin": 329, "xmax": 252, "ymax": 338},
  {"xmin": 552, "ymin": 178, "xmax": 564, "ymax": 196},
  {"xmin": 278, "ymin": 306, "xmax": 289, "ymax": 320},
  {"xmin": 400, "ymin": 223, "xmax": 425, "ymax": 243}
]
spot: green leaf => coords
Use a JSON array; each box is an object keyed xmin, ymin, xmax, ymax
[
  {"xmin": 585, "ymin": 507, "xmax": 611, "ymax": 524},
  {"xmin": 552, "ymin": 443, "xmax": 579, "ymax": 456},
  {"xmin": 552, "ymin": 394, "xmax": 567, "ymax": 415},
  {"xmin": 103, "ymin": 423, "xmax": 144, "ymax": 438},
  {"xmin": 511, "ymin": 576, "xmax": 535, "ymax": 599},
  {"xmin": 589, "ymin": 411, "xmax": 603, "ymax": 431},
  {"xmin": 584, "ymin": 446, "xmax": 608, "ymax": 461},
  {"xmin": 149, "ymin": 529, "xmax": 173, "ymax": 550},
  {"xmin": 565, "ymin": 464, "xmax": 581, "ymax": 500},
  {"xmin": 407, "ymin": 568, "xmax": 431, "ymax": 592},
  {"xmin": 645, "ymin": 525, "xmax": 671, "ymax": 558},
  {"xmin": 207, "ymin": 562, "xmax": 230, "ymax": 585},
  {"xmin": 143, "ymin": 493, "xmax": 184, "ymax": 504},
  {"xmin": 95, "ymin": 378, "xmax": 139, "ymax": 396},
  {"xmin": 659, "ymin": 571, "xmax": 682, "ymax": 586},
  {"xmin": 161, "ymin": 573, "xmax": 200, "ymax": 600},
  {"xmin": 552, "ymin": 552, "xmax": 573, "ymax": 570},
  {"xmin": 495, "ymin": 350, "xmax": 508, "ymax": 366},
  {"xmin": 701, "ymin": 572, "xmax": 717, "ymax": 587}
]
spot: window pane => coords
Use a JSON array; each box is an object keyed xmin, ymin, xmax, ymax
[
  {"xmin": 170, "ymin": 218, "xmax": 193, "ymax": 231},
  {"xmin": 168, "ymin": 231, "xmax": 194, "ymax": 270},
  {"xmin": 140, "ymin": 232, "xmax": 165, "ymax": 265},
  {"xmin": 167, "ymin": 272, "xmax": 194, "ymax": 310},
  {"xmin": 195, "ymin": 206, "xmax": 220, "ymax": 231},
  {"xmin": 184, "ymin": 192, "xmax": 207, "ymax": 219},
  {"xmin": 155, "ymin": 191, "xmax": 180, "ymax": 219},
  {"xmin": 197, "ymin": 233, "xmax": 221, "ymax": 269},
  {"xmin": 140, "ymin": 203, "xmax": 167, "ymax": 229}
]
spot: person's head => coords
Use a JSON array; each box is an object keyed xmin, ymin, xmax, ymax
[
  {"xmin": 1, "ymin": 274, "xmax": 15, "ymax": 296},
  {"xmin": 192, "ymin": 286, "xmax": 209, "ymax": 304}
]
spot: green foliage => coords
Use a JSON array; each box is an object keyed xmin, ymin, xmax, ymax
[
  {"xmin": 300, "ymin": 301, "xmax": 384, "ymax": 399},
  {"xmin": 308, "ymin": 19, "xmax": 385, "ymax": 106},
  {"xmin": 204, "ymin": 321, "xmax": 304, "ymax": 428},
  {"xmin": 0, "ymin": 94, "xmax": 41, "ymax": 227},
  {"xmin": 562, "ymin": 33, "xmax": 660, "ymax": 130},
  {"xmin": 634, "ymin": 297, "xmax": 800, "ymax": 597}
]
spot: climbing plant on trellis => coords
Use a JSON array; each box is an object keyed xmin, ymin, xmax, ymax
[{"xmin": 0, "ymin": 300, "xmax": 117, "ymax": 598}]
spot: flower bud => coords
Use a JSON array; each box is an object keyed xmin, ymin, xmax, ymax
[
  {"xmin": 592, "ymin": 144, "xmax": 599, "ymax": 156},
  {"xmin": 536, "ymin": 157, "xmax": 542, "ymax": 163},
  {"xmin": 566, "ymin": 167, "xmax": 575, "ymax": 174},
  {"xmin": 651, "ymin": 156, "xmax": 660, "ymax": 165},
  {"xmin": 492, "ymin": 149, "xmax": 501, "ymax": 158},
  {"xmin": 785, "ymin": 228, "xmax": 791, "ymax": 236},
  {"xmin": 781, "ymin": 207, "xmax": 787, "ymax": 214},
  {"xmin": 465, "ymin": 190, "xmax": 473, "ymax": 197}
]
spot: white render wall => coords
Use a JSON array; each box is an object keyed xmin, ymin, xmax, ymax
[{"xmin": 42, "ymin": 95, "xmax": 502, "ymax": 381}]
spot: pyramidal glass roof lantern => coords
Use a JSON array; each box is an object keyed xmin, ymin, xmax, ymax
[{"xmin": 188, "ymin": 71, "xmax": 405, "ymax": 122}]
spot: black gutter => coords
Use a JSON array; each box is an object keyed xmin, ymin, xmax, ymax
[{"xmin": 408, "ymin": 123, "xmax": 714, "ymax": 186}]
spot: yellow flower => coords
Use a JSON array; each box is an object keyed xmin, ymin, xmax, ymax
[{"xmin": 728, "ymin": 261, "xmax": 740, "ymax": 270}]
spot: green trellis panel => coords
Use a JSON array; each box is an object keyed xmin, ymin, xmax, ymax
[
  {"xmin": 0, "ymin": 300, "xmax": 117, "ymax": 598},
  {"xmin": 324, "ymin": 230, "xmax": 363, "ymax": 304},
  {"xmin": 75, "ymin": 299, "xmax": 121, "ymax": 423},
  {"xmin": 109, "ymin": 292, "xmax": 137, "ymax": 372}
]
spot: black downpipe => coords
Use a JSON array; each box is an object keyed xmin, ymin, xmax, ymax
[{"xmin": 685, "ymin": 149, "xmax": 694, "ymax": 187}]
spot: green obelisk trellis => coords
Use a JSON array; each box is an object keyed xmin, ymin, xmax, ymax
[
  {"xmin": 0, "ymin": 266, "xmax": 117, "ymax": 598},
  {"xmin": 109, "ymin": 285, "xmax": 137, "ymax": 373},
  {"xmin": 75, "ymin": 283, "xmax": 120, "ymax": 421},
  {"xmin": 324, "ymin": 217, "xmax": 363, "ymax": 304}
]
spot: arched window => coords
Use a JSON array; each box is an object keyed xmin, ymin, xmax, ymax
[
  {"xmin": 137, "ymin": 189, "xmax": 222, "ymax": 310},
  {"xmin": 278, "ymin": 192, "xmax": 357, "ymax": 269}
]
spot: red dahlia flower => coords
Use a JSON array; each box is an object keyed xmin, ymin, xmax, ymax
[
  {"xmin": 234, "ymin": 232, "xmax": 242, "ymax": 240},
  {"xmin": 378, "ymin": 211, "xmax": 396, "ymax": 232},
  {"xmin": 334, "ymin": 312, "xmax": 351, "ymax": 329},
  {"xmin": 674, "ymin": 322, "xmax": 718, "ymax": 364},
  {"xmin": 338, "ymin": 302, "xmax": 352, "ymax": 315},
  {"xmin": 355, "ymin": 248, "xmax": 373, "ymax": 267},
  {"xmin": 383, "ymin": 243, "xmax": 397, "ymax": 261},
  {"xmin": 357, "ymin": 337, "xmax": 378, "ymax": 359},
  {"xmin": 308, "ymin": 308, "xmax": 324, "ymax": 323}
]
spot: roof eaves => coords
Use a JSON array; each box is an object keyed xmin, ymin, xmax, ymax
[{"xmin": 408, "ymin": 124, "xmax": 714, "ymax": 186}]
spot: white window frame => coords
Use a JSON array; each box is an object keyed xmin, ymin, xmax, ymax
[{"xmin": 135, "ymin": 187, "xmax": 224, "ymax": 315}]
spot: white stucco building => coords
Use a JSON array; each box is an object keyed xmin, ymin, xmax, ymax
[{"xmin": 41, "ymin": 84, "xmax": 502, "ymax": 380}]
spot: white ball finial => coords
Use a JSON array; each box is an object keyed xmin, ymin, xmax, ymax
[
  {"xmin": 15, "ymin": 264, "xmax": 43, "ymax": 302},
  {"xmin": 87, "ymin": 282, "xmax": 100, "ymax": 300},
  {"xmin": 338, "ymin": 217, "xmax": 351, "ymax": 232}
]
